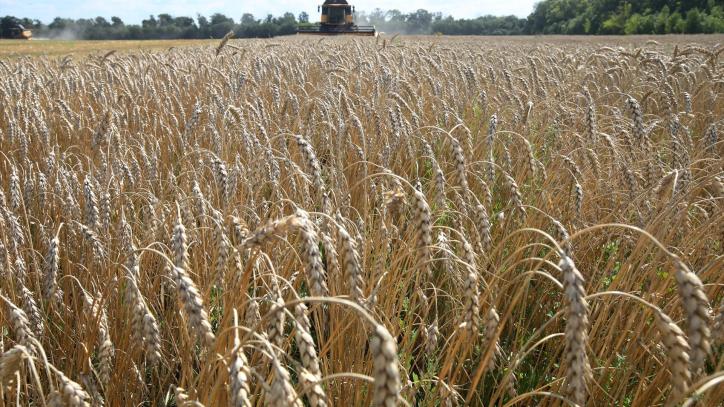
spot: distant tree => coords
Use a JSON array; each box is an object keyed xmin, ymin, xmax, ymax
[
  {"xmin": 368, "ymin": 8, "xmax": 386, "ymax": 26},
  {"xmin": 197, "ymin": 14, "xmax": 210, "ymax": 37},
  {"xmin": 16, "ymin": 17, "xmax": 37, "ymax": 29},
  {"xmin": 386, "ymin": 9, "xmax": 404, "ymax": 22},
  {"xmin": 158, "ymin": 14, "xmax": 174, "ymax": 27},
  {"xmin": 527, "ymin": 0, "xmax": 721, "ymax": 34},
  {"xmin": 298, "ymin": 11, "xmax": 309, "ymax": 23},
  {"xmin": 702, "ymin": 6, "xmax": 724, "ymax": 33},
  {"xmin": 654, "ymin": 6, "xmax": 670, "ymax": 33},
  {"xmin": 94, "ymin": 17, "xmax": 111, "ymax": 27},
  {"xmin": 174, "ymin": 16, "xmax": 198, "ymax": 38},
  {"xmin": 209, "ymin": 13, "xmax": 234, "ymax": 38},
  {"xmin": 111, "ymin": 16, "xmax": 124, "ymax": 27},
  {"xmin": 241, "ymin": 13, "xmax": 256, "ymax": 25},
  {"xmin": 174, "ymin": 16, "xmax": 195, "ymax": 27},
  {"xmin": 668, "ymin": 11, "xmax": 685, "ymax": 33},
  {"xmin": 1, "ymin": 16, "xmax": 19, "ymax": 37},
  {"xmin": 126, "ymin": 25, "xmax": 142, "ymax": 39},
  {"xmin": 406, "ymin": 9, "xmax": 433, "ymax": 34},
  {"xmin": 276, "ymin": 12, "xmax": 298, "ymax": 35},
  {"xmin": 685, "ymin": 8, "xmax": 703, "ymax": 32},
  {"xmin": 601, "ymin": 2, "xmax": 630, "ymax": 34},
  {"xmin": 566, "ymin": 15, "xmax": 587, "ymax": 34},
  {"xmin": 142, "ymin": 15, "xmax": 158, "ymax": 29},
  {"xmin": 210, "ymin": 13, "xmax": 234, "ymax": 25},
  {"xmin": 48, "ymin": 17, "xmax": 71, "ymax": 30}
]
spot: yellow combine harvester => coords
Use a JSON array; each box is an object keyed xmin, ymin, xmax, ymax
[
  {"xmin": 11, "ymin": 24, "xmax": 33, "ymax": 40},
  {"xmin": 297, "ymin": 0, "xmax": 376, "ymax": 36}
]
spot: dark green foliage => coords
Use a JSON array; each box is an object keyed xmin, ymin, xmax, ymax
[
  {"xmin": 0, "ymin": 12, "xmax": 299, "ymax": 39},
  {"xmin": 527, "ymin": 0, "xmax": 723, "ymax": 34}
]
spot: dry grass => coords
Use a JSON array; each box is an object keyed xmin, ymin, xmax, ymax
[{"xmin": 0, "ymin": 34, "xmax": 722, "ymax": 406}]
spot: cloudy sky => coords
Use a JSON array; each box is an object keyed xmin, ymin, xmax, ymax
[{"xmin": 1, "ymin": 0, "xmax": 538, "ymax": 23}]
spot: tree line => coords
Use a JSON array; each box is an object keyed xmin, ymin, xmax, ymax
[
  {"xmin": 527, "ymin": 0, "xmax": 723, "ymax": 35},
  {"xmin": 0, "ymin": 13, "xmax": 300, "ymax": 40},
  {"xmin": 1, "ymin": 0, "xmax": 722, "ymax": 39}
]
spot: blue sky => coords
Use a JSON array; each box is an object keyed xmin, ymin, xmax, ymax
[{"xmin": 1, "ymin": 0, "xmax": 538, "ymax": 24}]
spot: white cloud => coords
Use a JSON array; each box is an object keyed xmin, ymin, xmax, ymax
[{"xmin": 5, "ymin": 0, "xmax": 537, "ymax": 23}]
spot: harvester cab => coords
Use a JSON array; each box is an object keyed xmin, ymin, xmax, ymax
[{"xmin": 298, "ymin": 0, "xmax": 376, "ymax": 36}]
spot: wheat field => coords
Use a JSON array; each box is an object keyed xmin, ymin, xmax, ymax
[{"xmin": 0, "ymin": 35, "xmax": 722, "ymax": 406}]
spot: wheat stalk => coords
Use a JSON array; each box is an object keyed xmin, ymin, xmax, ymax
[
  {"xmin": 559, "ymin": 255, "xmax": 591, "ymax": 406},
  {"xmin": 673, "ymin": 258, "xmax": 711, "ymax": 374},
  {"xmin": 370, "ymin": 323, "xmax": 401, "ymax": 406}
]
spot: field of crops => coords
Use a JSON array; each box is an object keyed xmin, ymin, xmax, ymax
[
  {"xmin": 0, "ymin": 39, "xmax": 217, "ymax": 58},
  {"xmin": 0, "ymin": 35, "xmax": 722, "ymax": 406}
]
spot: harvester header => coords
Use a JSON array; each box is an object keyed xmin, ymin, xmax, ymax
[{"xmin": 297, "ymin": 0, "xmax": 376, "ymax": 36}]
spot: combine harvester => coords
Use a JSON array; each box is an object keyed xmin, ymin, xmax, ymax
[
  {"xmin": 8, "ymin": 24, "xmax": 33, "ymax": 40},
  {"xmin": 298, "ymin": 0, "xmax": 376, "ymax": 36}
]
